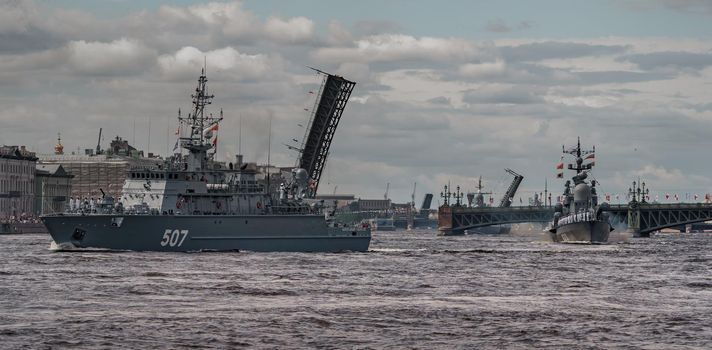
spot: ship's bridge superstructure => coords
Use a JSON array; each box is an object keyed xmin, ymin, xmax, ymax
[{"xmin": 68, "ymin": 69, "xmax": 314, "ymax": 218}]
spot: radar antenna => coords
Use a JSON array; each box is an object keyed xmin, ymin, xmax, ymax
[{"xmin": 562, "ymin": 136, "xmax": 595, "ymax": 175}]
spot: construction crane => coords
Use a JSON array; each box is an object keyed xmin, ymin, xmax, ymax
[
  {"xmin": 499, "ymin": 168, "xmax": 524, "ymax": 208},
  {"xmin": 96, "ymin": 128, "xmax": 103, "ymax": 155},
  {"xmin": 384, "ymin": 182, "xmax": 390, "ymax": 200},
  {"xmin": 411, "ymin": 182, "xmax": 417, "ymax": 208}
]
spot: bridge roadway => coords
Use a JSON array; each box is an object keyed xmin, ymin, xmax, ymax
[{"xmin": 438, "ymin": 202, "xmax": 712, "ymax": 237}]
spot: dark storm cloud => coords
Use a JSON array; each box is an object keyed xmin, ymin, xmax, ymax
[
  {"xmin": 0, "ymin": 26, "xmax": 65, "ymax": 54},
  {"xmin": 443, "ymin": 61, "xmax": 671, "ymax": 86},
  {"xmin": 462, "ymin": 86, "xmax": 545, "ymax": 105},
  {"xmin": 500, "ymin": 41, "xmax": 631, "ymax": 62},
  {"xmin": 0, "ymin": 0, "xmax": 66, "ymax": 53},
  {"xmin": 574, "ymin": 70, "xmax": 673, "ymax": 84},
  {"xmin": 618, "ymin": 51, "xmax": 712, "ymax": 71}
]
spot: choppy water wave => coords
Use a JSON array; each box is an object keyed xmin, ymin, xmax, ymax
[{"xmin": 1, "ymin": 231, "xmax": 711, "ymax": 349}]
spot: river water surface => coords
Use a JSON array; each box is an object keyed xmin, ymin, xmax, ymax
[{"xmin": 1, "ymin": 231, "xmax": 711, "ymax": 349}]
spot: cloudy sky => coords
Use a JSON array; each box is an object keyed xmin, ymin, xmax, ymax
[{"xmin": 3, "ymin": 0, "xmax": 712, "ymax": 204}]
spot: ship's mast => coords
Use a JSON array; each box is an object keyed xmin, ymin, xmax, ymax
[
  {"xmin": 562, "ymin": 136, "xmax": 594, "ymax": 175},
  {"xmin": 179, "ymin": 71, "xmax": 222, "ymax": 145},
  {"xmin": 178, "ymin": 68, "xmax": 223, "ymax": 169}
]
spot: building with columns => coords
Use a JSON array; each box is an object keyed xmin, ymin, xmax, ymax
[
  {"xmin": 0, "ymin": 146, "xmax": 38, "ymax": 220},
  {"xmin": 34, "ymin": 164, "xmax": 73, "ymax": 215}
]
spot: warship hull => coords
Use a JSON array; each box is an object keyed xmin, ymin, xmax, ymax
[
  {"xmin": 41, "ymin": 214, "xmax": 371, "ymax": 252},
  {"xmin": 551, "ymin": 220, "xmax": 610, "ymax": 244}
]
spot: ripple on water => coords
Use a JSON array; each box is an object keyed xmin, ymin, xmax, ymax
[{"xmin": 0, "ymin": 231, "xmax": 711, "ymax": 348}]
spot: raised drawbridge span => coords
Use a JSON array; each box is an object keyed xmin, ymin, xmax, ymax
[
  {"xmin": 438, "ymin": 202, "xmax": 712, "ymax": 237},
  {"xmin": 298, "ymin": 70, "xmax": 356, "ymax": 198}
]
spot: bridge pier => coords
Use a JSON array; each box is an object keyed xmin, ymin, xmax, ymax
[{"xmin": 626, "ymin": 201, "xmax": 648, "ymax": 237}]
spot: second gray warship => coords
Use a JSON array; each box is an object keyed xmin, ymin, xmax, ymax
[
  {"xmin": 549, "ymin": 138, "xmax": 612, "ymax": 244},
  {"xmin": 41, "ymin": 70, "xmax": 371, "ymax": 252}
]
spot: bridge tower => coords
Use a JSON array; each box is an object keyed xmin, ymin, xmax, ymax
[{"xmin": 627, "ymin": 180, "xmax": 649, "ymax": 237}]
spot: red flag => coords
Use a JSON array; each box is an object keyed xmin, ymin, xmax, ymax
[
  {"xmin": 202, "ymin": 122, "xmax": 219, "ymax": 135},
  {"xmin": 556, "ymin": 162, "xmax": 563, "ymax": 170},
  {"xmin": 585, "ymin": 153, "xmax": 595, "ymax": 160}
]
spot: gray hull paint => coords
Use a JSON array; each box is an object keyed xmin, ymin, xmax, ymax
[
  {"xmin": 41, "ymin": 214, "xmax": 371, "ymax": 252},
  {"xmin": 551, "ymin": 220, "xmax": 610, "ymax": 244}
]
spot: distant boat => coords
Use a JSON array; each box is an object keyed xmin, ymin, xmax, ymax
[
  {"xmin": 367, "ymin": 217, "xmax": 396, "ymax": 232},
  {"xmin": 0, "ymin": 222, "xmax": 19, "ymax": 235}
]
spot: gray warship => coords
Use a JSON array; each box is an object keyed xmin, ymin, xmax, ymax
[
  {"xmin": 549, "ymin": 138, "xmax": 612, "ymax": 244},
  {"xmin": 41, "ymin": 70, "xmax": 371, "ymax": 252}
]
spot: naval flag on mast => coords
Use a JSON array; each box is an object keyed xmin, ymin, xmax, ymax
[
  {"xmin": 555, "ymin": 156, "xmax": 564, "ymax": 178},
  {"xmin": 584, "ymin": 152, "xmax": 595, "ymax": 167}
]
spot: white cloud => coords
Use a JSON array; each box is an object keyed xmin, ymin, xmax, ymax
[
  {"xmin": 66, "ymin": 38, "xmax": 156, "ymax": 75},
  {"xmin": 326, "ymin": 21, "xmax": 353, "ymax": 46},
  {"xmin": 0, "ymin": 0, "xmax": 37, "ymax": 33},
  {"xmin": 4, "ymin": 1, "xmax": 712, "ymax": 202},
  {"xmin": 150, "ymin": 1, "xmax": 314, "ymax": 45},
  {"xmin": 263, "ymin": 16, "xmax": 314, "ymax": 43},
  {"xmin": 459, "ymin": 60, "xmax": 507, "ymax": 78},
  {"xmin": 313, "ymin": 34, "xmax": 482, "ymax": 64},
  {"xmin": 157, "ymin": 46, "xmax": 274, "ymax": 81},
  {"xmin": 156, "ymin": 1, "xmax": 256, "ymax": 38},
  {"xmin": 634, "ymin": 165, "xmax": 684, "ymax": 182}
]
